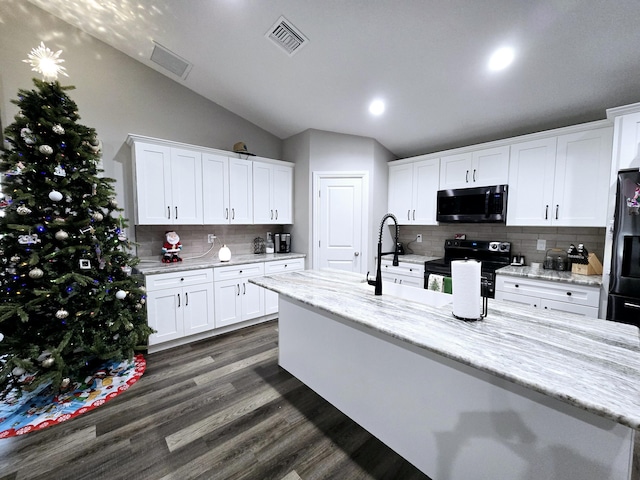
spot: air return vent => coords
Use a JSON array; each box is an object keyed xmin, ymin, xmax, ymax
[
  {"xmin": 266, "ymin": 16, "xmax": 308, "ymax": 56},
  {"xmin": 150, "ymin": 42, "xmax": 193, "ymax": 79}
]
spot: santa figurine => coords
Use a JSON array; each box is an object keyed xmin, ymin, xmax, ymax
[{"xmin": 162, "ymin": 231, "xmax": 183, "ymax": 263}]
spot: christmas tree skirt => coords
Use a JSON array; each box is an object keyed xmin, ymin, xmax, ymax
[{"xmin": 0, "ymin": 354, "xmax": 145, "ymax": 438}]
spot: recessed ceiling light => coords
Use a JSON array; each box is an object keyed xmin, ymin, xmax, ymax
[
  {"xmin": 488, "ymin": 47, "xmax": 515, "ymax": 71},
  {"xmin": 369, "ymin": 99, "xmax": 385, "ymax": 116}
]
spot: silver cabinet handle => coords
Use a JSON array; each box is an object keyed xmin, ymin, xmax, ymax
[
  {"xmin": 185, "ymin": 292, "xmax": 188, "ymax": 306},
  {"xmin": 225, "ymin": 208, "xmax": 229, "ymax": 220},
  {"xmin": 545, "ymin": 205, "xmax": 549, "ymax": 220},
  {"xmin": 413, "ymin": 209, "xmax": 415, "ymax": 220},
  {"xmin": 275, "ymin": 210, "xmax": 278, "ymax": 220},
  {"xmin": 624, "ymin": 302, "xmax": 640, "ymax": 310},
  {"xmin": 555, "ymin": 205, "xmax": 559, "ymax": 220},
  {"xmin": 473, "ymin": 169, "xmax": 476, "ymax": 182},
  {"xmin": 175, "ymin": 206, "xmax": 178, "ymax": 219},
  {"xmin": 177, "ymin": 293, "xmax": 181, "ymax": 307},
  {"xmin": 243, "ymin": 283, "xmax": 246, "ymax": 295},
  {"xmin": 237, "ymin": 284, "xmax": 240, "ymax": 296},
  {"xmin": 407, "ymin": 209, "xmax": 411, "ymax": 221},
  {"xmin": 466, "ymin": 170, "xmax": 469, "ymax": 182},
  {"xmin": 167, "ymin": 206, "xmax": 171, "ymax": 219},
  {"xmin": 232, "ymin": 208, "xmax": 235, "ymax": 220},
  {"xmin": 271, "ymin": 210, "xmax": 274, "ymax": 220}
]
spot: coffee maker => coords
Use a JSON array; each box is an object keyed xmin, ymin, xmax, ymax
[{"xmin": 274, "ymin": 233, "xmax": 291, "ymax": 253}]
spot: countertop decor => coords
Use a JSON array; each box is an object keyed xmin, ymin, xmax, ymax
[
  {"xmin": 135, "ymin": 252, "xmax": 306, "ymax": 275},
  {"xmin": 496, "ymin": 265, "xmax": 603, "ymax": 287},
  {"xmin": 250, "ymin": 269, "xmax": 640, "ymax": 429}
]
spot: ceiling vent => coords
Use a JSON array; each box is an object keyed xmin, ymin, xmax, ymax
[
  {"xmin": 150, "ymin": 42, "xmax": 193, "ymax": 79},
  {"xmin": 266, "ymin": 16, "xmax": 308, "ymax": 56}
]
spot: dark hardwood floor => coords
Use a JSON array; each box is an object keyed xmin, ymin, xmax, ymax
[{"xmin": 0, "ymin": 320, "xmax": 430, "ymax": 480}]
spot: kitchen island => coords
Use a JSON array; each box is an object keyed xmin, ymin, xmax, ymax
[{"xmin": 251, "ymin": 269, "xmax": 640, "ymax": 480}]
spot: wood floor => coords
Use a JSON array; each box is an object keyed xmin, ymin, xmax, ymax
[{"xmin": 0, "ymin": 320, "xmax": 430, "ymax": 480}]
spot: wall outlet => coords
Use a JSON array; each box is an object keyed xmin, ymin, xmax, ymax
[
  {"xmin": 416, "ymin": 234, "xmax": 423, "ymax": 243},
  {"xmin": 536, "ymin": 239, "xmax": 546, "ymax": 251},
  {"xmin": 207, "ymin": 234, "xmax": 216, "ymax": 244}
]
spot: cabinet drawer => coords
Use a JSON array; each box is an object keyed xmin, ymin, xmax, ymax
[
  {"xmin": 146, "ymin": 268, "xmax": 213, "ymax": 291},
  {"xmin": 214, "ymin": 262, "xmax": 265, "ymax": 281},
  {"xmin": 495, "ymin": 275, "xmax": 599, "ymax": 308},
  {"xmin": 264, "ymin": 258, "xmax": 305, "ymax": 274},
  {"xmin": 381, "ymin": 260, "xmax": 424, "ymax": 278}
]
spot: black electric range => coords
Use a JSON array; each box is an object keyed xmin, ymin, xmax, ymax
[{"xmin": 424, "ymin": 239, "xmax": 511, "ymax": 298}]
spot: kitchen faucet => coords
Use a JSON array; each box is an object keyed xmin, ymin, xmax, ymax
[{"xmin": 367, "ymin": 213, "xmax": 400, "ymax": 295}]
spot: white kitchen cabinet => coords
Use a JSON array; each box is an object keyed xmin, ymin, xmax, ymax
[
  {"xmin": 495, "ymin": 274, "xmax": 600, "ymax": 317},
  {"xmin": 132, "ymin": 141, "xmax": 203, "ymax": 225},
  {"xmin": 507, "ymin": 126, "xmax": 613, "ymax": 227},
  {"xmin": 611, "ymin": 109, "xmax": 640, "ymax": 170},
  {"xmin": 439, "ymin": 145, "xmax": 509, "ymax": 190},
  {"xmin": 264, "ymin": 258, "xmax": 305, "ymax": 314},
  {"xmin": 253, "ymin": 160, "xmax": 293, "ymax": 224},
  {"xmin": 214, "ymin": 263, "xmax": 264, "ymax": 328},
  {"xmin": 202, "ymin": 154, "xmax": 253, "ymax": 224},
  {"xmin": 388, "ymin": 157, "xmax": 439, "ymax": 224},
  {"xmin": 145, "ymin": 269, "xmax": 215, "ymax": 346},
  {"xmin": 380, "ymin": 259, "xmax": 425, "ymax": 288}
]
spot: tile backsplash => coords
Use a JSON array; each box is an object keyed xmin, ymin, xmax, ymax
[
  {"xmin": 392, "ymin": 224, "xmax": 606, "ymax": 266},
  {"xmin": 134, "ymin": 225, "xmax": 286, "ymax": 260}
]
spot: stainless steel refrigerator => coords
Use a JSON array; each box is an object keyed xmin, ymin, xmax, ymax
[{"xmin": 607, "ymin": 168, "xmax": 640, "ymax": 327}]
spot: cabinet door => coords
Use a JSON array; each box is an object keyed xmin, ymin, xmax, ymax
[
  {"xmin": 553, "ymin": 127, "xmax": 613, "ymax": 227},
  {"xmin": 616, "ymin": 111, "xmax": 640, "ymax": 170},
  {"xmin": 472, "ymin": 146, "xmax": 509, "ymax": 186},
  {"xmin": 507, "ymin": 138, "xmax": 557, "ymax": 226},
  {"xmin": 147, "ymin": 289, "xmax": 183, "ymax": 345},
  {"xmin": 252, "ymin": 162, "xmax": 273, "ymax": 224},
  {"xmin": 494, "ymin": 290, "xmax": 540, "ymax": 309},
  {"xmin": 183, "ymin": 283, "xmax": 215, "ymax": 335},
  {"xmin": 413, "ymin": 158, "xmax": 439, "ymax": 225},
  {"xmin": 265, "ymin": 289, "xmax": 279, "ymax": 315},
  {"xmin": 133, "ymin": 142, "xmax": 173, "ymax": 225},
  {"xmin": 170, "ymin": 148, "xmax": 203, "ymax": 224},
  {"xmin": 439, "ymin": 152, "xmax": 472, "ymax": 189},
  {"xmin": 202, "ymin": 153, "xmax": 230, "ymax": 224},
  {"xmin": 388, "ymin": 163, "xmax": 414, "ymax": 223},
  {"xmin": 539, "ymin": 298, "xmax": 598, "ymax": 317},
  {"xmin": 229, "ymin": 158, "xmax": 253, "ymax": 224},
  {"xmin": 272, "ymin": 165, "xmax": 293, "ymax": 224},
  {"xmin": 241, "ymin": 280, "xmax": 264, "ymax": 321},
  {"xmin": 214, "ymin": 279, "xmax": 242, "ymax": 327}
]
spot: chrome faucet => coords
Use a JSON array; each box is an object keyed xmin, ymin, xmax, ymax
[{"xmin": 367, "ymin": 213, "xmax": 400, "ymax": 295}]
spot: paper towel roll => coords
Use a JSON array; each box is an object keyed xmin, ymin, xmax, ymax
[{"xmin": 451, "ymin": 260, "xmax": 483, "ymax": 320}]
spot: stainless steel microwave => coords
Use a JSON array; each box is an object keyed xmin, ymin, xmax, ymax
[{"xmin": 436, "ymin": 185, "xmax": 508, "ymax": 223}]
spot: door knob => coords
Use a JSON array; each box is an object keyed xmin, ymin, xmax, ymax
[{"xmin": 354, "ymin": 252, "xmax": 360, "ymax": 256}]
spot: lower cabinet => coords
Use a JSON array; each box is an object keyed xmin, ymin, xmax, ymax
[
  {"xmin": 264, "ymin": 258, "xmax": 306, "ymax": 314},
  {"xmin": 380, "ymin": 260, "xmax": 425, "ymax": 288},
  {"xmin": 145, "ymin": 269, "xmax": 215, "ymax": 346},
  {"xmin": 214, "ymin": 262, "xmax": 265, "ymax": 328},
  {"xmin": 495, "ymin": 274, "xmax": 600, "ymax": 317}
]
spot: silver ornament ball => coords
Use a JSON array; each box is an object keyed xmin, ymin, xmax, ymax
[
  {"xmin": 55, "ymin": 230, "xmax": 69, "ymax": 241},
  {"xmin": 42, "ymin": 357, "xmax": 54, "ymax": 368},
  {"xmin": 49, "ymin": 190, "xmax": 63, "ymax": 202},
  {"xmin": 39, "ymin": 144, "xmax": 54, "ymax": 155},
  {"xmin": 29, "ymin": 267, "xmax": 44, "ymax": 279},
  {"xmin": 55, "ymin": 309, "xmax": 69, "ymax": 319}
]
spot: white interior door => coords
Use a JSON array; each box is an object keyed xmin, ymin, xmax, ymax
[{"xmin": 314, "ymin": 174, "xmax": 367, "ymax": 273}]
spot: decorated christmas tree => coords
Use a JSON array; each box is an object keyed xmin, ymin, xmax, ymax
[{"xmin": 0, "ymin": 43, "xmax": 152, "ymax": 398}]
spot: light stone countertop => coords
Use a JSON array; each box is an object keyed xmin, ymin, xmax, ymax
[
  {"xmin": 496, "ymin": 265, "xmax": 603, "ymax": 287},
  {"xmin": 250, "ymin": 268, "xmax": 640, "ymax": 429},
  {"xmin": 382, "ymin": 254, "xmax": 440, "ymax": 265},
  {"xmin": 134, "ymin": 252, "xmax": 306, "ymax": 275}
]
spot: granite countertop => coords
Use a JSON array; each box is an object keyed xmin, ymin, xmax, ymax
[
  {"xmin": 496, "ymin": 265, "xmax": 603, "ymax": 287},
  {"xmin": 134, "ymin": 252, "xmax": 306, "ymax": 275},
  {"xmin": 250, "ymin": 269, "xmax": 640, "ymax": 429},
  {"xmin": 382, "ymin": 254, "xmax": 440, "ymax": 265}
]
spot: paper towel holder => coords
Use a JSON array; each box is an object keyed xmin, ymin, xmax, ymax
[{"xmin": 452, "ymin": 279, "xmax": 489, "ymax": 322}]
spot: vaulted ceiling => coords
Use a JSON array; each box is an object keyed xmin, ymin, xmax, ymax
[{"xmin": 29, "ymin": 0, "xmax": 640, "ymax": 158}]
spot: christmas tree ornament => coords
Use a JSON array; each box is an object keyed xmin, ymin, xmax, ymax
[
  {"xmin": 92, "ymin": 212, "xmax": 104, "ymax": 221},
  {"xmin": 88, "ymin": 137, "xmax": 102, "ymax": 153},
  {"xmin": 42, "ymin": 357, "xmax": 54, "ymax": 368},
  {"xmin": 10, "ymin": 255, "xmax": 20, "ymax": 262},
  {"xmin": 12, "ymin": 367, "xmax": 26, "ymax": 376},
  {"xmin": 52, "ymin": 124, "xmax": 65, "ymax": 135},
  {"xmin": 16, "ymin": 205, "xmax": 32, "ymax": 215},
  {"xmin": 55, "ymin": 309, "xmax": 69, "ymax": 319},
  {"xmin": 54, "ymin": 230, "xmax": 69, "ymax": 241},
  {"xmin": 28, "ymin": 267, "xmax": 44, "ymax": 279},
  {"xmin": 53, "ymin": 165, "xmax": 66, "ymax": 177},
  {"xmin": 49, "ymin": 190, "xmax": 63, "ymax": 202},
  {"xmin": 39, "ymin": 144, "xmax": 54, "ymax": 155},
  {"xmin": 110, "ymin": 198, "xmax": 118, "ymax": 207},
  {"xmin": 23, "ymin": 42, "xmax": 68, "ymax": 82},
  {"xmin": 61, "ymin": 378, "xmax": 70, "ymax": 388},
  {"xmin": 0, "ymin": 333, "xmax": 4, "ymax": 342},
  {"xmin": 115, "ymin": 290, "xmax": 128, "ymax": 300},
  {"xmin": 18, "ymin": 233, "xmax": 41, "ymax": 245},
  {"xmin": 121, "ymin": 265, "xmax": 132, "ymax": 275},
  {"xmin": 135, "ymin": 303, "xmax": 143, "ymax": 310}
]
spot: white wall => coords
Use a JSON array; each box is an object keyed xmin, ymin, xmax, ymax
[{"xmin": 0, "ymin": 2, "xmax": 282, "ymax": 238}]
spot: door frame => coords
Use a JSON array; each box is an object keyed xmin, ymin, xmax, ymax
[{"xmin": 312, "ymin": 171, "xmax": 369, "ymax": 273}]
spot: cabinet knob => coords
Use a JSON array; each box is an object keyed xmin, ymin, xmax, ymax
[
  {"xmin": 181, "ymin": 278, "xmax": 184, "ymax": 282},
  {"xmin": 515, "ymin": 284, "xmax": 519, "ymax": 288},
  {"xmin": 566, "ymin": 291, "xmax": 572, "ymax": 296},
  {"xmin": 354, "ymin": 252, "xmax": 359, "ymax": 257}
]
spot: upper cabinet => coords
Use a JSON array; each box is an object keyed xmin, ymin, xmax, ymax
[
  {"xmin": 132, "ymin": 141, "xmax": 203, "ymax": 225},
  {"xmin": 388, "ymin": 157, "xmax": 439, "ymax": 225},
  {"xmin": 507, "ymin": 126, "xmax": 613, "ymax": 227},
  {"xmin": 611, "ymin": 108, "xmax": 640, "ymax": 170},
  {"xmin": 439, "ymin": 145, "xmax": 510, "ymax": 189},
  {"xmin": 129, "ymin": 135, "xmax": 293, "ymax": 226},
  {"xmin": 253, "ymin": 159, "xmax": 293, "ymax": 224}
]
